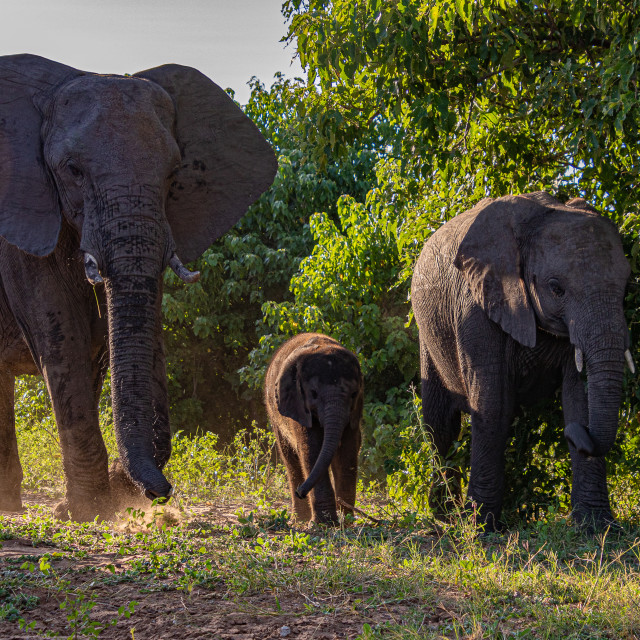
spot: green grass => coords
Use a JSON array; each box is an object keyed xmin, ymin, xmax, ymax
[{"xmin": 3, "ymin": 406, "xmax": 640, "ymax": 638}]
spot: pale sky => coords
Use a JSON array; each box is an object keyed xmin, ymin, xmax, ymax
[{"xmin": 1, "ymin": 0, "xmax": 304, "ymax": 104}]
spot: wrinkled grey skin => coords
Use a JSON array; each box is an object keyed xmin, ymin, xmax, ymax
[
  {"xmin": 265, "ymin": 333, "xmax": 363, "ymax": 524},
  {"xmin": 411, "ymin": 192, "xmax": 631, "ymax": 530},
  {"xmin": 0, "ymin": 54, "xmax": 277, "ymax": 521}
]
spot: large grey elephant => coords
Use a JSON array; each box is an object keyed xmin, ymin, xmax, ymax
[
  {"xmin": 411, "ymin": 192, "xmax": 632, "ymax": 530},
  {"xmin": 265, "ymin": 333, "xmax": 363, "ymax": 524},
  {"xmin": 0, "ymin": 54, "xmax": 277, "ymax": 521}
]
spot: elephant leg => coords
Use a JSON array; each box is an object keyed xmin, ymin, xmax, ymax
[
  {"xmin": 0, "ymin": 368, "xmax": 22, "ymax": 511},
  {"xmin": 25, "ymin": 309, "xmax": 112, "ymax": 522},
  {"xmin": 562, "ymin": 362, "xmax": 614, "ymax": 528},
  {"xmin": 467, "ymin": 408, "xmax": 512, "ymax": 531},
  {"xmin": 331, "ymin": 426, "xmax": 362, "ymax": 516},
  {"xmin": 420, "ymin": 348, "xmax": 462, "ymax": 513},
  {"xmin": 46, "ymin": 353, "xmax": 112, "ymax": 522},
  {"xmin": 274, "ymin": 430, "xmax": 312, "ymax": 522},
  {"xmin": 46, "ymin": 359, "xmax": 112, "ymax": 521},
  {"xmin": 568, "ymin": 447, "xmax": 614, "ymax": 530}
]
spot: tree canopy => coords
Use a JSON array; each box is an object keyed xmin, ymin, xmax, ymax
[{"xmin": 284, "ymin": 0, "xmax": 640, "ymax": 213}]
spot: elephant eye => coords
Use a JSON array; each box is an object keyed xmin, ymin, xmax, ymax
[
  {"xmin": 310, "ymin": 390, "xmax": 318, "ymax": 400},
  {"xmin": 67, "ymin": 161, "xmax": 83, "ymax": 183},
  {"xmin": 351, "ymin": 392, "xmax": 357, "ymax": 399},
  {"xmin": 548, "ymin": 278, "xmax": 564, "ymax": 298}
]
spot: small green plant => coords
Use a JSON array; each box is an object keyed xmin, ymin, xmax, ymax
[{"xmin": 17, "ymin": 555, "xmax": 138, "ymax": 639}]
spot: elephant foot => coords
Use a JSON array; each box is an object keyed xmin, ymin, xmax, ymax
[
  {"xmin": 0, "ymin": 493, "xmax": 23, "ymax": 512},
  {"xmin": 465, "ymin": 499, "xmax": 506, "ymax": 534},
  {"xmin": 477, "ymin": 517, "xmax": 507, "ymax": 536},
  {"xmin": 109, "ymin": 459, "xmax": 152, "ymax": 513},
  {"xmin": 311, "ymin": 508, "xmax": 339, "ymax": 526},
  {"xmin": 572, "ymin": 507, "xmax": 618, "ymax": 534},
  {"xmin": 53, "ymin": 494, "xmax": 114, "ymax": 523}
]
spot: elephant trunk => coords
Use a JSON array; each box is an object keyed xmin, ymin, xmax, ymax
[
  {"xmin": 295, "ymin": 401, "xmax": 347, "ymax": 499},
  {"xmin": 585, "ymin": 333, "xmax": 625, "ymax": 457},
  {"xmin": 97, "ymin": 202, "xmax": 173, "ymax": 501},
  {"xmin": 104, "ymin": 272, "xmax": 172, "ymax": 499}
]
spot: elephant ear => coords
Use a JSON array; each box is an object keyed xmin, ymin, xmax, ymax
[
  {"xmin": 350, "ymin": 387, "xmax": 363, "ymax": 432},
  {"xmin": 454, "ymin": 195, "xmax": 549, "ymax": 348},
  {"xmin": 276, "ymin": 352, "xmax": 312, "ymax": 430},
  {"xmin": 0, "ymin": 54, "xmax": 81, "ymax": 255},
  {"xmin": 135, "ymin": 64, "xmax": 278, "ymax": 263}
]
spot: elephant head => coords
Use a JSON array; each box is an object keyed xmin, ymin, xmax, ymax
[
  {"xmin": 454, "ymin": 192, "xmax": 631, "ymax": 457},
  {"xmin": 0, "ymin": 54, "xmax": 277, "ymax": 500},
  {"xmin": 276, "ymin": 337, "xmax": 363, "ymax": 499}
]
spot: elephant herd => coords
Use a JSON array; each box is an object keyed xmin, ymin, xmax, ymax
[{"xmin": 0, "ymin": 55, "xmax": 633, "ymax": 532}]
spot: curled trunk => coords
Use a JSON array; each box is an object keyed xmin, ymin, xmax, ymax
[{"xmin": 296, "ymin": 403, "xmax": 348, "ymax": 499}]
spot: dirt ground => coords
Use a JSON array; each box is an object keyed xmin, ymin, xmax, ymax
[{"xmin": 0, "ymin": 495, "xmax": 438, "ymax": 639}]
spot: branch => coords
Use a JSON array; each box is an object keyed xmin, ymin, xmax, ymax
[{"xmin": 337, "ymin": 497, "xmax": 382, "ymax": 524}]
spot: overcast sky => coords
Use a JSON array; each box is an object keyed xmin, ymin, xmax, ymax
[{"xmin": 1, "ymin": 0, "xmax": 303, "ymax": 103}]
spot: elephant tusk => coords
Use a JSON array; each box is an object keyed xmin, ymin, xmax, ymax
[
  {"xmin": 84, "ymin": 253, "xmax": 103, "ymax": 285},
  {"xmin": 169, "ymin": 253, "xmax": 200, "ymax": 284},
  {"xmin": 625, "ymin": 349, "xmax": 636, "ymax": 374},
  {"xmin": 575, "ymin": 347, "xmax": 583, "ymax": 373}
]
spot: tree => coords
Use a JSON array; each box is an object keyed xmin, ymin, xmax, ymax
[{"xmin": 283, "ymin": 0, "xmax": 640, "ymax": 214}]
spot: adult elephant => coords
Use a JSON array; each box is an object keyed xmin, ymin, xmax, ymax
[
  {"xmin": 411, "ymin": 192, "xmax": 632, "ymax": 530},
  {"xmin": 0, "ymin": 54, "xmax": 277, "ymax": 521}
]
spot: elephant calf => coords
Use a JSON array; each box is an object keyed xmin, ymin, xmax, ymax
[{"xmin": 265, "ymin": 333, "xmax": 363, "ymax": 524}]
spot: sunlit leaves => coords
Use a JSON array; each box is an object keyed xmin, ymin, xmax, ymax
[{"xmin": 285, "ymin": 0, "xmax": 640, "ymax": 216}]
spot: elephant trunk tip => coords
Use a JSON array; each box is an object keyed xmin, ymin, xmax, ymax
[
  {"xmin": 144, "ymin": 484, "xmax": 174, "ymax": 504},
  {"xmin": 564, "ymin": 422, "xmax": 596, "ymax": 455},
  {"xmin": 124, "ymin": 460, "xmax": 174, "ymax": 504},
  {"xmin": 295, "ymin": 482, "xmax": 312, "ymax": 500}
]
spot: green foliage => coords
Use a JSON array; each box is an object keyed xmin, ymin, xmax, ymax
[
  {"xmin": 166, "ymin": 425, "xmax": 286, "ymax": 504},
  {"xmin": 385, "ymin": 396, "xmax": 436, "ymax": 514},
  {"xmin": 284, "ymin": 0, "xmax": 640, "ymax": 213}
]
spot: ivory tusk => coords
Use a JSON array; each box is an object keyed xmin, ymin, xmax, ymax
[
  {"xmin": 575, "ymin": 347, "xmax": 583, "ymax": 373},
  {"xmin": 169, "ymin": 253, "xmax": 200, "ymax": 284},
  {"xmin": 625, "ymin": 349, "xmax": 636, "ymax": 374},
  {"xmin": 84, "ymin": 253, "xmax": 103, "ymax": 285}
]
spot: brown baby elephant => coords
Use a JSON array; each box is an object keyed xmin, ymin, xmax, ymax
[{"xmin": 265, "ymin": 333, "xmax": 363, "ymax": 524}]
